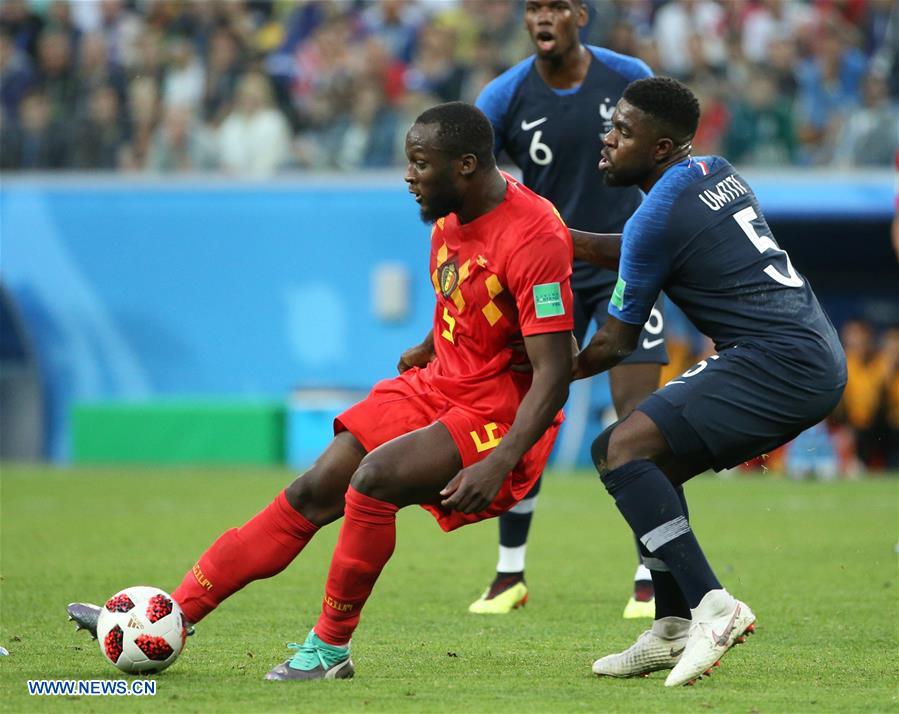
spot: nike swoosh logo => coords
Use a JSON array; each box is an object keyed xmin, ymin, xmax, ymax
[
  {"xmin": 642, "ymin": 337, "xmax": 664, "ymax": 350},
  {"xmin": 521, "ymin": 117, "xmax": 547, "ymax": 131},
  {"xmin": 669, "ymin": 646, "xmax": 685, "ymax": 658},
  {"xmin": 711, "ymin": 604, "xmax": 741, "ymax": 647}
]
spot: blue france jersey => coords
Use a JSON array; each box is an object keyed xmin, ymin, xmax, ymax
[
  {"xmin": 476, "ymin": 47, "xmax": 650, "ymax": 290},
  {"xmin": 611, "ymin": 156, "xmax": 846, "ymax": 386}
]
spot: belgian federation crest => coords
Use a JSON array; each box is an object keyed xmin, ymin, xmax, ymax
[{"xmin": 439, "ymin": 261, "xmax": 458, "ymax": 298}]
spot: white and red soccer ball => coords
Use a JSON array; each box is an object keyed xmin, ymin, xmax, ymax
[{"xmin": 96, "ymin": 586, "xmax": 186, "ymax": 673}]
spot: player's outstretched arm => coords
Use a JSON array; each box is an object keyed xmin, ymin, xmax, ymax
[
  {"xmin": 440, "ymin": 331, "xmax": 572, "ymax": 513},
  {"xmin": 570, "ymin": 229, "xmax": 622, "ymax": 270},
  {"xmin": 573, "ymin": 316, "xmax": 641, "ymax": 381},
  {"xmin": 397, "ymin": 329, "xmax": 435, "ymax": 373}
]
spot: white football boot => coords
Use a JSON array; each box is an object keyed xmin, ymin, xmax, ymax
[
  {"xmin": 664, "ymin": 589, "xmax": 756, "ymax": 687},
  {"xmin": 593, "ymin": 616, "xmax": 690, "ymax": 677}
]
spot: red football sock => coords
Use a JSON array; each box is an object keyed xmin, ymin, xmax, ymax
[
  {"xmin": 314, "ymin": 487, "xmax": 398, "ymax": 646},
  {"xmin": 172, "ymin": 490, "xmax": 319, "ymax": 624}
]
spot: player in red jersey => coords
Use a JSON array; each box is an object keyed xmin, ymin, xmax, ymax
[{"xmin": 67, "ymin": 102, "xmax": 574, "ymax": 681}]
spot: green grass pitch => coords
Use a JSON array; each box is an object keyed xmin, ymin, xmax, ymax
[{"xmin": 1, "ymin": 465, "xmax": 896, "ymax": 713}]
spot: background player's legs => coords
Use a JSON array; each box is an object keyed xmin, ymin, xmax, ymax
[
  {"xmin": 469, "ymin": 477, "xmax": 538, "ymax": 613},
  {"xmin": 313, "ymin": 422, "xmax": 463, "ymax": 645},
  {"xmin": 172, "ymin": 432, "xmax": 365, "ymax": 624},
  {"xmin": 609, "ymin": 362, "xmax": 663, "ymax": 618},
  {"xmin": 470, "ymin": 292, "xmax": 599, "ymax": 614}
]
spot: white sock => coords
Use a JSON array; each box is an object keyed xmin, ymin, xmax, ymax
[
  {"xmin": 634, "ymin": 563, "xmax": 652, "ymax": 582},
  {"xmin": 497, "ymin": 545, "xmax": 526, "ymax": 573}
]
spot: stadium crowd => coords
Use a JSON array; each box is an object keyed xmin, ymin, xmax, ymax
[{"xmin": 0, "ymin": 0, "xmax": 896, "ymax": 174}]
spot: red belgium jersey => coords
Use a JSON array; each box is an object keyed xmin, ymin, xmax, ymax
[{"xmin": 419, "ymin": 172, "xmax": 574, "ymax": 424}]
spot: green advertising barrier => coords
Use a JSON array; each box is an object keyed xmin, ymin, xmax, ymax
[{"xmin": 72, "ymin": 401, "xmax": 285, "ymax": 465}]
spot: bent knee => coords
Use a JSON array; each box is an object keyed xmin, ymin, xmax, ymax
[
  {"xmin": 591, "ymin": 423, "xmax": 618, "ymax": 477},
  {"xmin": 284, "ymin": 470, "xmax": 346, "ymax": 525},
  {"xmin": 606, "ymin": 413, "xmax": 666, "ymax": 472},
  {"xmin": 349, "ymin": 458, "xmax": 393, "ymax": 501}
]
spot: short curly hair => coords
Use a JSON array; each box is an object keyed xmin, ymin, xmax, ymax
[
  {"xmin": 622, "ymin": 77, "xmax": 700, "ymax": 146},
  {"xmin": 414, "ymin": 101, "xmax": 496, "ymax": 168}
]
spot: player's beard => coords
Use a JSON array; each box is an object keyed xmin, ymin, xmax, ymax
[
  {"xmin": 602, "ymin": 164, "xmax": 645, "ymax": 188},
  {"xmin": 418, "ymin": 180, "xmax": 460, "ymax": 223}
]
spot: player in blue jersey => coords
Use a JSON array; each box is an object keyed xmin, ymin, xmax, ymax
[
  {"xmin": 468, "ymin": 0, "xmax": 667, "ymax": 619},
  {"xmin": 570, "ymin": 76, "xmax": 846, "ymax": 686}
]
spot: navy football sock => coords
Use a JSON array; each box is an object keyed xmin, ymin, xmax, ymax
[
  {"xmin": 498, "ymin": 509, "xmax": 532, "ymax": 551},
  {"xmin": 602, "ymin": 460, "xmax": 720, "ymax": 609},
  {"xmin": 495, "ymin": 477, "xmax": 540, "ymax": 575},
  {"xmin": 638, "ymin": 539, "xmax": 690, "ymax": 619},
  {"xmin": 645, "ymin": 486, "xmax": 691, "ymax": 619},
  {"xmin": 638, "ymin": 488, "xmax": 690, "ymax": 619}
]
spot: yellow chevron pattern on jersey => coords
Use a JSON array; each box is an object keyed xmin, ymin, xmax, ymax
[{"xmin": 482, "ymin": 273, "xmax": 505, "ymax": 326}]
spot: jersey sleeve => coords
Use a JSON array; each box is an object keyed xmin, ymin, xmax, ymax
[
  {"xmin": 588, "ymin": 47, "xmax": 653, "ymax": 81},
  {"xmin": 608, "ymin": 193, "xmax": 673, "ymax": 326},
  {"xmin": 505, "ymin": 230, "xmax": 574, "ymax": 336},
  {"xmin": 475, "ymin": 57, "xmax": 533, "ymax": 157}
]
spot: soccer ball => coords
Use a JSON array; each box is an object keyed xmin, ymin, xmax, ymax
[{"xmin": 96, "ymin": 586, "xmax": 186, "ymax": 673}]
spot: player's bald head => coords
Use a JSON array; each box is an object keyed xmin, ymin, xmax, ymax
[{"xmin": 413, "ymin": 101, "xmax": 496, "ymax": 170}]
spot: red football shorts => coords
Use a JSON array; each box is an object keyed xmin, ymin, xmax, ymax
[{"xmin": 334, "ymin": 367, "xmax": 562, "ymax": 532}]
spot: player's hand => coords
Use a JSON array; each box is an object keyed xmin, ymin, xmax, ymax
[
  {"xmin": 571, "ymin": 347, "xmax": 595, "ymax": 380},
  {"xmin": 440, "ymin": 459, "xmax": 508, "ymax": 514},
  {"xmin": 397, "ymin": 343, "xmax": 434, "ymax": 374}
]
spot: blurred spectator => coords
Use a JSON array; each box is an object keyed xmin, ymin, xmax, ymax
[
  {"xmin": 602, "ymin": 20, "xmax": 642, "ymax": 60},
  {"xmin": 34, "ymin": 28, "xmax": 77, "ymax": 123},
  {"xmin": 218, "ymin": 71, "xmax": 291, "ymax": 177},
  {"xmin": 323, "ymin": 82, "xmax": 398, "ymax": 170},
  {"xmin": 360, "ymin": 0, "xmax": 424, "ymax": 64},
  {"xmin": 458, "ymin": 31, "xmax": 507, "ymax": 104},
  {"xmin": 834, "ymin": 320, "xmax": 891, "ymax": 472},
  {"xmin": 353, "ymin": 35, "xmax": 407, "ymax": 106},
  {"xmin": 765, "ymin": 34, "xmax": 800, "ymax": 97},
  {"xmin": 0, "ymin": 28, "xmax": 35, "ymax": 122},
  {"xmin": 691, "ymin": 79, "xmax": 730, "ymax": 156},
  {"xmin": 0, "ymin": 0, "xmax": 894, "ymax": 175},
  {"xmin": 69, "ymin": 84, "xmax": 125, "ymax": 170},
  {"xmin": 98, "ymin": 0, "xmax": 142, "ymax": 69},
  {"xmin": 146, "ymin": 104, "xmax": 210, "ymax": 173},
  {"xmin": 724, "ymin": 69, "xmax": 797, "ymax": 166},
  {"xmin": 431, "ymin": 0, "xmax": 482, "ymax": 66},
  {"xmin": 120, "ymin": 75, "xmax": 160, "ymax": 171},
  {"xmin": 832, "ymin": 71, "xmax": 897, "ymax": 167},
  {"xmin": 288, "ymin": 12, "xmax": 356, "ymax": 131},
  {"xmin": 203, "ymin": 28, "xmax": 244, "ymax": 125},
  {"xmin": 163, "ymin": 36, "xmax": 205, "ymax": 111},
  {"xmin": 404, "ymin": 23, "xmax": 466, "ymax": 103},
  {"xmin": 0, "ymin": 0, "xmax": 44, "ymax": 59},
  {"xmin": 796, "ymin": 19, "xmax": 867, "ymax": 165},
  {"xmin": 653, "ymin": 0, "xmax": 728, "ymax": 80},
  {"xmin": 471, "ymin": 0, "xmax": 528, "ymax": 70},
  {"xmin": 74, "ymin": 32, "xmax": 128, "ymax": 121},
  {"xmin": 126, "ymin": 28, "xmax": 166, "ymax": 88},
  {"xmin": 741, "ymin": 0, "xmax": 813, "ymax": 65},
  {"xmin": 0, "ymin": 90, "xmax": 68, "ymax": 169}
]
